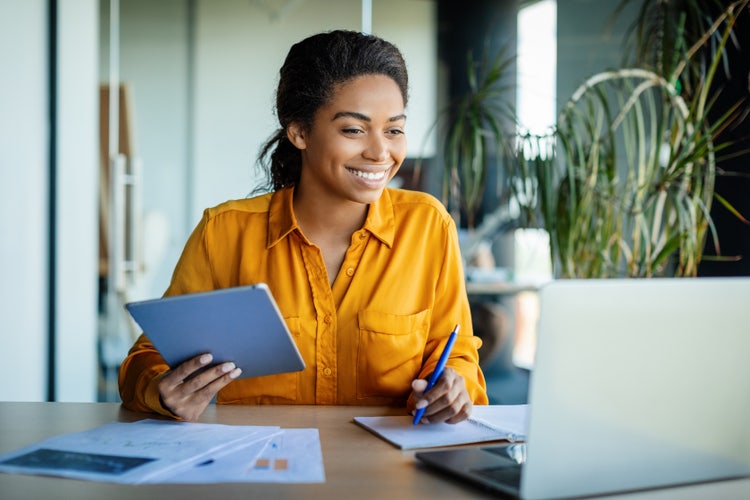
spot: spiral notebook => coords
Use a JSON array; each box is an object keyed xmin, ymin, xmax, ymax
[{"xmin": 353, "ymin": 405, "xmax": 527, "ymax": 450}]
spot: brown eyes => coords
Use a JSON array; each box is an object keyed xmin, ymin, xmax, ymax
[{"xmin": 341, "ymin": 128, "xmax": 404, "ymax": 136}]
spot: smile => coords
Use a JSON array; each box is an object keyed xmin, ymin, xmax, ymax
[{"xmin": 346, "ymin": 168, "xmax": 389, "ymax": 181}]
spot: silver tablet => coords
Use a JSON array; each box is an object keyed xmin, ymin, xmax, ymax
[{"xmin": 125, "ymin": 283, "xmax": 305, "ymax": 379}]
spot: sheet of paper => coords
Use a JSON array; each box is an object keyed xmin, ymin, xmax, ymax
[
  {"xmin": 243, "ymin": 429, "xmax": 325, "ymax": 483},
  {"xmin": 155, "ymin": 434, "xmax": 273, "ymax": 483},
  {"xmin": 0, "ymin": 420, "xmax": 280, "ymax": 484},
  {"xmin": 158, "ymin": 428, "xmax": 324, "ymax": 483},
  {"xmin": 354, "ymin": 404, "xmax": 528, "ymax": 450}
]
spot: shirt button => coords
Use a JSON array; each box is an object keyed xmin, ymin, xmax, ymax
[
  {"xmin": 324, "ymin": 315, "xmax": 332, "ymax": 324},
  {"xmin": 359, "ymin": 232, "xmax": 367, "ymax": 239},
  {"xmin": 323, "ymin": 367, "xmax": 332, "ymax": 376},
  {"xmin": 345, "ymin": 267, "xmax": 354, "ymax": 277}
]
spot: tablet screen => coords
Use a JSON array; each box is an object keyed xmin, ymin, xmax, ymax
[{"xmin": 125, "ymin": 284, "xmax": 305, "ymax": 379}]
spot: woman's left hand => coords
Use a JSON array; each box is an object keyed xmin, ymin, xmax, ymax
[{"xmin": 410, "ymin": 367, "xmax": 473, "ymax": 424}]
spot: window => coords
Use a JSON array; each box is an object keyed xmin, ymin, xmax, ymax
[{"xmin": 513, "ymin": 0, "xmax": 556, "ymax": 369}]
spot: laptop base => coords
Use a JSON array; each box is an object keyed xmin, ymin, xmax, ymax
[{"xmin": 416, "ymin": 445, "xmax": 523, "ymax": 497}]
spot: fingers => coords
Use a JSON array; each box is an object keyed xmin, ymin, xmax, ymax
[
  {"xmin": 411, "ymin": 367, "xmax": 472, "ymax": 425},
  {"xmin": 411, "ymin": 378, "xmax": 428, "ymax": 393},
  {"xmin": 160, "ymin": 352, "xmax": 214, "ymax": 390},
  {"xmin": 440, "ymin": 399, "xmax": 473, "ymax": 424},
  {"xmin": 159, "ymin": 353, "xmax": 242, "ymax": 421}
]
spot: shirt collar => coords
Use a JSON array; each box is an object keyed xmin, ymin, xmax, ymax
[
  {"xmin": 363, "ymin": 188, "xmax": 395, "ymax": 248},
  {"xmin": 267, "ymin": 187, "xmax": 298, "ymax": 248},
  {"xmin": 267, "ymin": 186, "xmax": 395, "ymax": 249}
]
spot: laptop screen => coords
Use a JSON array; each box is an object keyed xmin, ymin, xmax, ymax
[
  {"xmin": 520, "ymin": 278, "xmax": 750, "ymax": 499},
  {"xmin": 417, "ymin": 278, "xmax": 750, "ymax": 499}
]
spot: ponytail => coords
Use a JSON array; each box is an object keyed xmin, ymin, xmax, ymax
[{"xmin": 256, "ymin": 129, "xmax": 302, "ymax": 194}]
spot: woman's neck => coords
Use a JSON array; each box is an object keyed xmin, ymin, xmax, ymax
[
  {"xmin": 292, "ymin": 186, "xmax": 369, "ymax": 243},
  {"xmin": 292, "ymin": 186, "xmax": 369, "ymax": 286}
]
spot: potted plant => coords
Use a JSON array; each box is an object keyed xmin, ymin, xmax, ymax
[
  {"xmin": 418, "ymin": 47, "xmax": 517, "ymax": 231},
  {"xmin": 507, "ymin": 0, "xmax": 749, "ymax": 278}
]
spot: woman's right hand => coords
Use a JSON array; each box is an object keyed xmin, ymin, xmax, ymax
[{"xmin": 157, "ymin": 353, "xmax": 242, "ymax": 421}]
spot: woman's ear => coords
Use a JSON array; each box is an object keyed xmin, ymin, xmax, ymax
[{"xmin": 286, "ymin": 123, "xmax": 307, "ymax": 150}]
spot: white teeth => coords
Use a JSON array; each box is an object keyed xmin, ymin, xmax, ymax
[{"xmin": 349, "ymin": 168, "xmax": 386, "ymax": 180}]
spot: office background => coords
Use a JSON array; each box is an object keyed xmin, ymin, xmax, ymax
[{"xmin": 2, "ymin": 0, "xmax": 746, "ymax": 404}]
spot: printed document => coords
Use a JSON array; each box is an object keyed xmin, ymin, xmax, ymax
[
  {"xmin": 162, "ymin": 428, "xmax": 324, "ymax": 483},
  {"xmin": 0, "ymin": 419, "xmax": 325, "ymax": 484}
]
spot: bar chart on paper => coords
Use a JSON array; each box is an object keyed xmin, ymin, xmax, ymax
[{"xmin": 246, "ymin": 429, "xmax": 324, "ymax": 483}]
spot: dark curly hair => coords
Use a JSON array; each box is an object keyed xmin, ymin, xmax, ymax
[{"xmin": 256, "ymin": 30, "xmax": 409, "ymax": 192}]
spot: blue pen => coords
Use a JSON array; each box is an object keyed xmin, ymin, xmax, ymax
[{"xmin": 413, "ymin": 324, "xmax": 460, "ymax": 425}]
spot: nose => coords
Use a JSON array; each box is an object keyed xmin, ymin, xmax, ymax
[{"xmin": 363, "ymin": 134, "xmax": 389, "ymax": 162}]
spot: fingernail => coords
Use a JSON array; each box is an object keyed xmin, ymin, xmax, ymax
[
  {"xmin": 229, "ymin": 368, "xmax": 242, "ymax": 379},
  {"xmin": 221, "ymin": 362, "xmax": 236, "ymax": 373},
  {"xmin": 416, "ymin": 399, "xmax": 427, "ymax": 410},
  {"xmin": 200, "ymin": 354, "xmax": 213, "ymax": 364}
]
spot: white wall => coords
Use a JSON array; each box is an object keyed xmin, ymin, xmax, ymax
[
  {"xmin": 55, "ymin": 0, "xmax": 100, "ymax": 402},
  {"xmin": 116, "ymin": 0, "xmax": 191, "ymax": 302},
  {"xmin": 0, "ymin": 1, "xmax": 49, "ymax": 402},
  {"xmin": 0, "ymin": 0, "xmax": 99, "ymax": 402}
]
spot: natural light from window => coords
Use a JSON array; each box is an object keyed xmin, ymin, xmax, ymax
[
  {"xmin": 513, "ymin": 0, "xmax": 556, "ymax": 370},
  {"xmin": 517, "ymin": 0, "xmax": 556, "ymax": 136}
]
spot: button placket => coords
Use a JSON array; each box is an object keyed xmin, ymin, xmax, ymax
[{"xmin": 301, "ymin": 242, "xmax": 338, "ymax": 403}]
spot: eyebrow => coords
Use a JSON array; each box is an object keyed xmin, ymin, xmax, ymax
[{"xmin": 332, "ymin": 111, "xmax": 407, "ymax": 123}]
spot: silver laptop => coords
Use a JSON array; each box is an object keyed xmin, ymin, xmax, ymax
[{"xmin": 417, "ymin": 277, "xmax": 750, "ymax": 499}]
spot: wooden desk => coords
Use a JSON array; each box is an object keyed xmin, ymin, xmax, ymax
[{"xmin": 1, "ymin": 403, "xmax": 748, "ymax": 499}]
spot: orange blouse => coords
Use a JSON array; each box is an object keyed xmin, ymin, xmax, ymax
[{"xmin": 119, "ymin": 187, "xmax": 488, "ymax": 416}]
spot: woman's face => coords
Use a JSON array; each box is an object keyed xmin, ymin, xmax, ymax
[{"xmin": 289, "ymin": 74, "xmax": 407, "ymax": 206}]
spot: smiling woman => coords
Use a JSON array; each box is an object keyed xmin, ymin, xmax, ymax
[
  {"xmin": 288, "ymin": 74, "xmax": 408, "ymax": 281},
  {"xmin": 118, "ymin": 30, "xmax": 488, "ymax": 423},
  {"xmin": 288, "ymin": 74, "xmax": 407, "ymax": 209}
]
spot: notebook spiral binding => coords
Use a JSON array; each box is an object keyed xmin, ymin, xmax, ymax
[{"xmin": 469, "ymin": 417, "xmax": 525, "ymax": 443}]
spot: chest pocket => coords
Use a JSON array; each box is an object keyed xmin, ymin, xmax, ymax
[{"xmin": 356, "ymin": 308, "xmax": 430, "ymax": 399}]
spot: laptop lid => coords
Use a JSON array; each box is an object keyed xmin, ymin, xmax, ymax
[{"xmin": 520, "ymin": 277, "xmax": 750, "ymax": 499}]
